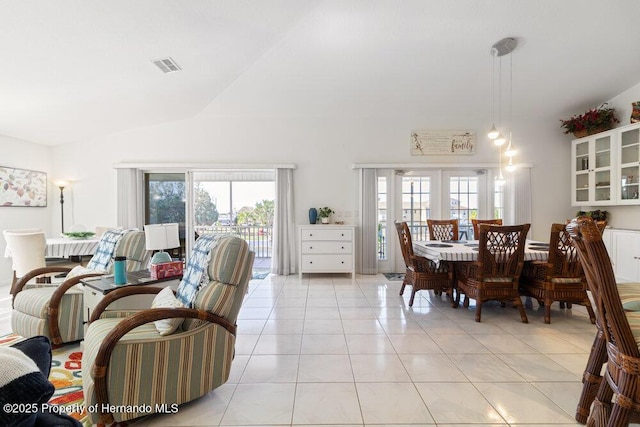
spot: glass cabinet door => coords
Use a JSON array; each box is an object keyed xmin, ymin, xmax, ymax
[
  {"xmin": 574, "ymin": 140, "xmax": 589, "ymax": 203},
  {"xmin": 619, "ymin": 127, "xmax": 640, "ymax": 201},
  {"xmin": 594, "ymin": 135, "xmax": 612, "ymax": 203}
]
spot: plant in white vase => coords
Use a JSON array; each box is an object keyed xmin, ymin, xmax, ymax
[{"xmin": 318, "ymin": 207, "xmax": 334, "ymax": 224}]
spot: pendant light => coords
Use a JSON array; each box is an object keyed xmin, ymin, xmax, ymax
[
  {"xmin": 487, "ymin": 53, "xmax": 499, "ymax": 140},
  {"xmin": 504, "ymin": 51, "xmax": 517, "ymax": 160},
  {"xmin": 489, "ymin": 38, "xmax": 518, "ymax": 174}
]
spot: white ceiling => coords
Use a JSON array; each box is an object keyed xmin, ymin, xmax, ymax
[{"xmin": 2, "ymin": 0, "xmax": 640, "ymax": 145}]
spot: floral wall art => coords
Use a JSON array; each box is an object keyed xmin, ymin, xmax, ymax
[{"xmin": 0, "ymin": 166, "xmax": 47, "ymax": 207}]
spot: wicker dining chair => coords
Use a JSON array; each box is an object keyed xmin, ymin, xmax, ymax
[
  {"xmin": 471, "ymin": 219, "xmax": 502, "ymax": 240},
  {"xmin": 520, "ymin": 223, "xmax": 596, "ymax": 324},
  {"xmin": 455, "ymin": 223, "xmax": 530, "ymax": 322},
  {"xmin": 394, "ymin": 222, "xmax": 452, "ymax": 306},
  {"xmin": 427, "ymin": 219, "xmax": 459, "ymax": 241},
  {"xmin": 567, "ymin": 216, "xmax": 640, "ymax": 426}
]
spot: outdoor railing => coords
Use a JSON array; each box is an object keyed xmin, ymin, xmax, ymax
[{"xmin": 195, "ymin": 225, "xmax": 273, "ymax": 258}]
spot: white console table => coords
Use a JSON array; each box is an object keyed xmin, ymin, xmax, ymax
[{"xmin": 298, "ymin": 224, "xmax": 356, "ymax": 278}]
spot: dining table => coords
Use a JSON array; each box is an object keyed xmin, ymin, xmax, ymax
[
  {"xmin": 413, "ymin": 239, "xmax": 550, "ymax": 265},
  {"xmin": 4, "ymin": 237, "xmax": 101, "ymax": 259}
]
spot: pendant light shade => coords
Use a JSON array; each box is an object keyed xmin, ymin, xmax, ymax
[
  {"xmin": 488, "ymin": 125, "xmax": 499, "ymax": 139},
  {"xmin": 494, "ymin": 132, "xmax": 506, "ymax": 146}
]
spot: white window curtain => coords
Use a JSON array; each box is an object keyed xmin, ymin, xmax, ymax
[
  {"xmin": 358, "ymin": 168, "xmax": 378, "ymax": 274},
  {"xmin": 116, "ymin": 168, "xmax": 144, "ymax": 230},
  {"xmin": 504, "ymin": 167, "xmax": 532, "ymax": 226},
  {"xmin": 271, "ymin": 168, "xmax": 296, "ymax": 275}
]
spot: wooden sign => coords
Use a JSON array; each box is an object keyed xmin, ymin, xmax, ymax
[{"xmin": 410, "ymin": 130, "xmax": 476, "ymax": 155}]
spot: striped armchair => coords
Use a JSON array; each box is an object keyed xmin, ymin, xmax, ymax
[
  {"xmin": 11, "ymin": 230, "xmax": 149, "ymax": 345},
  {"xmin": 81, "ymin": 234, "xmax": 254, "ymax": 425}
]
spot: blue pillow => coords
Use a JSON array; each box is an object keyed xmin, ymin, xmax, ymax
[{"xmin": 176, "ymin": 234, "xmax": 221, "ymax": 307}]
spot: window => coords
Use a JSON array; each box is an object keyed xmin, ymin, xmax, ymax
[{"xmin": 377, "ymin": 176, "xmax": 387, "ymax": 260}]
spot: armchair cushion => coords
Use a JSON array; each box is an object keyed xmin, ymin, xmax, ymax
[{"xmin": 151, "ymin": 287, "xmax": 184, "ymax": 336}]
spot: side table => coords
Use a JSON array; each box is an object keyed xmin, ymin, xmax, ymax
[{"xmin": 80, "ymin": 269, "xmax": 181, "ymax": 330}]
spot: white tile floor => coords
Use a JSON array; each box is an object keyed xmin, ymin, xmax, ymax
[{"xmin": 127, "ymin": 273, "xmax": 599, "ymax": 426}]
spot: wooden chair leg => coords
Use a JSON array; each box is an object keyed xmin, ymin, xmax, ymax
[
  {"xmin": 576, "ymin": 326, "xmax": 606, "ymax": 424},
  {"xmin": 474, "ymin": 298, "xmax": 482, "ymax": 322},
  {"xmin": 409, "ymin": 289, "xmax": 416, "ymax": 306},
  {"xmin": 587, "ymin": 377, "xmax": 614, "ymax": 427},
  {"xmin": 544, "ymin": 298, "xmax": 552, "ymax": 324},
  {"xmin": 515, "ymin": 298, "xmax": 528, "ymax": 323}
]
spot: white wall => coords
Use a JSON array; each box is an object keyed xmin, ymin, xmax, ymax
[
  {"xmin": 50, "ymin": 113, "xmax": 574, "ymax": 247},
  {"xmin": 0, "ymin": 136, "xmax": 54, "ymax": 285},
  {"xmin": 0, "ymin": 108, "xmax": 579, "ymax": 280}
]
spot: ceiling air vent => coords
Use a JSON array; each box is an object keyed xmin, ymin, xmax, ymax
[{"xmin": 152, "ymin": 57, "xmax": 181, "ymax": 74}]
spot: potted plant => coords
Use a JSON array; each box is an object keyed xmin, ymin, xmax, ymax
[
  {"xmin": 318, "ymin": 207, "xmax": 334, "ymax": 224},
  {"xmin": 576, "ymin": 209, "xmax": 608, "ymax": 221},
  {"xmin": 560, "ymin": 103, "xmax": 620, "ymax": 138}
]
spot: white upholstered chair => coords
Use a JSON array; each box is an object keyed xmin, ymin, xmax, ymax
[{"xmin": 3, "ymin": 230, "xmax": 47, "ymax": 289}]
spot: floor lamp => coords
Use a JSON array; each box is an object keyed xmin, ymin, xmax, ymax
[{"xmin": 55, "ymin": 180, "xmax": 68, "ymax": 233}]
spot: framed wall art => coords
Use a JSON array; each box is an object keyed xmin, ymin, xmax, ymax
[
  {"xmin": 0, "ymin": 166, "xmax": 47, "ymax": 207},
  {"xmin": 410, "ymin": 130, "xmax": 476, "ymax": 155}
]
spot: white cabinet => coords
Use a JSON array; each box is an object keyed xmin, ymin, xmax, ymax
[
  {"xmin": 298, "ymin": 225, "xmax": 356, "ymax": 278},
  {"xmin": 610, "ymin": 229, "xmax": 640, "ymax": 283},
  {"xmin": 571, "ymin": 131, "xmax": 615, "ymax": 206},
  {"xmin": 571, "ymin": 122, "xmax": 640, "ymax": 206},
  {"xmin": 617, "ymin": 124, "xmax": 640, "ymax": 204}
]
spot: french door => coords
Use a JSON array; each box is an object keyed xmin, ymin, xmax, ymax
[{"xmin": 384, "ymin": 169, "xmax": 491, "ymax": 273}]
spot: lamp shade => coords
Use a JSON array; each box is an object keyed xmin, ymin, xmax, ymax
[{"xmin": 144, "ymin": 223, "xmax": 180, "ymax": 264}]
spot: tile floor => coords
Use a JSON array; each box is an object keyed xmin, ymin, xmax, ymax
[{"xmin": 125, "ymin": 273, "xmax": 601, "ymax": 426}]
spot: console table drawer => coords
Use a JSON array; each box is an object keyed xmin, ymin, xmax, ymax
[
  {"xmin": 301, "ymin": 255, "xmax": 353, "ymax": 271},
  {"xmin": 301, "ymin": 241, "xmax": 352, "ymax": 254}
]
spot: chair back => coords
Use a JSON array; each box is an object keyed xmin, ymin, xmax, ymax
[
  {"xmin": 477, "ymin": 223, "xmax": 530, "ymax": 279},
  {"xmin": 394, "ymin": 222, "xmax": 415, "ymax": 268},
  {"xmin": 3, "ymin": 231, "xmax": 46, "ymax": 278},
  {"xmin": 547, "ymin": 223, "xmax": 583, "ymax": 279},
  {"xmin": 471, "ymin": 219, "xmax": 502, "ymax": 239},
  {"xmin": 85, "ymin": 229, "xmax": 148, "ymax": 273},
  {"xmin": 94, "ymin": 226, "xmax": 122, "ymax": 238},
  {"xmin": 427, "ymin": 219, "xmax": 459, "ymax": 241},
  {"xmin": 177, "ymin": 234, "xmax": 254, "ymax": 328},
  {"xmin": 568, "ymin": 217, "xmax": 640, "ymax": 359}
]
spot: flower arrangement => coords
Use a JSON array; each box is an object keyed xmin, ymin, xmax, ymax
[{"xmin": 560, "ymin": 103, "xmax": 619, "ymax": 138}]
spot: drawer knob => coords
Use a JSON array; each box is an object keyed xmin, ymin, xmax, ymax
[
  {"xmin": 341, "ymin": 261, "xmax": 344, "ymax": 264},
  {"xmin": 310, "ymin": 261, "xmax": 313, "ymax": 264},
  {"xmin": 310, "ymin": 246, "xmax": 313, "ymax": 249},
  {"xmin": 341, "ymin": 246, "xmax": 344, "ymax": 249},
  {"xmin": 341, "ymin": 233, "xmax": 344, "ymax": 236}
]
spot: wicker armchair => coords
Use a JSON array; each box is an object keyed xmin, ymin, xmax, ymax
[
  {"xmin": 455, "ymin": 223, "xmax": 530, "ymax": 322},
  {"xmin": 427, "ymin": 219, "xmax": 459, "ymax": 241},
  {"xmin": 11, "ymin": 230, "xmax": 149, "ymax": 344},
  {"xmin": 471, "ymin": 219, "xmax": 502, "ymax": 240},
  {"xmin": 520, "ymin": 223, "xmax": 596, "ymax": 324},
  {"xmin": 567, "ymin": 216, "xmax": 640, "ymax": 425},
  {"xmin": 82, "ymin": 234, "xmax": 254, "ymax": 424},
  {"xmin": 394, "ymin": 222, "xmax": 451, "ymax": 306}
]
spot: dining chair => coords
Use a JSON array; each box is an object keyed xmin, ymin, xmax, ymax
[
  {"xmin": 567, "ymin": 216, "xmax": 640, "ymax": 425},
  {"xmin": 427, "ymin": 219, "xmax": 459, "ymax": 241},
  {"xmin": 471, "ymin": 219, "xmax": 502, "ymax": 239},
  {"xmin": 3, "ymin": 230, "xmax": 47, "ymax": 289},
  {"xmin": 455, "ymin": 223, "xmax": 530, "ymax": 322},
  {"xmin": 519, "ymin": 223, "xmax": 596, "ymax": 324},
  {"xmin": 394, "ymin": 222, "xmax": 452, "ymax": 306},
  {"xmin": 11, "ymin": 229, "xmax": 150, "ymax": 345}
]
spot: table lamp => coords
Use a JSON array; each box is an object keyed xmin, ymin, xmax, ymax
[{"xmin": 144, "ymin": 223, "xmax": 180, "ymax": 265}]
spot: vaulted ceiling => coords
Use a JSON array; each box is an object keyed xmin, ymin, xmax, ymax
[{"xmin": 2, "ymin": 0, "xmax": 640, "ymax": 145}]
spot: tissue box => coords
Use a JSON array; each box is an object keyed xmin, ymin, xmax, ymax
[{"xmin": 150, "ymin": 261, "xmax": 183, "ymax": 279}]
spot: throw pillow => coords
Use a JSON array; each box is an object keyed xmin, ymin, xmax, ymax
[
  {"xmin": 176, "ymin": 234, "xmax": 220, "ymax": 307},
  {"xmin": 151, "ymin": 287, "xmax": 185, "ymax": 336}
]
